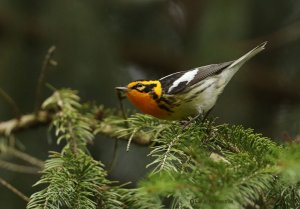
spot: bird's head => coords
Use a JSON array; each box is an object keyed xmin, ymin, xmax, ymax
[
  {"xmin": 116, "ymin": 80, "xmax": 162, "ymax": 100},
  {"xmin": 115, "ymin": 80, "xmax": 170, "ymax": 118}
]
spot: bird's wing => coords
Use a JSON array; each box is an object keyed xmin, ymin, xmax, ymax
[
  {"xmin": 159, "ymin": 61, "xmax": 233, "ymax": 94},
  {"xmin": 159, "ymin": 42, "xmax": 267, "ymax": 95}
]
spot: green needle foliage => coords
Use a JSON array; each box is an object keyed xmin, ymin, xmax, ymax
[
  {"xmin": 26, "ymin": 89, "xmax": 160, "ymax": 209},
  {"xmin": 26, "ymin": 89, "xmax": 300, "ymax": 209},
  {"xmin": 42, "ymin": 89, "xmax": 94, "ymax": 150},
  {"xmin": 27, "ymin": 151, "xmax": 108, "ymax": 209},
  {"xmin": 120, "ymin": 114, "xmax": 300, "ymax": 208}
]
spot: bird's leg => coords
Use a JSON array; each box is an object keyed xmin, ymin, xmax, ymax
[
  {"xmin": 180, "ymin": 107, "xmax": 214, "ymax": 129},
  {"xmin": 202, "ymin": 107, "xmax": 214, "ymax": 122},
  {"xmin": 180, "ymin": 112, "xmax": 203, "ymax": 129}
]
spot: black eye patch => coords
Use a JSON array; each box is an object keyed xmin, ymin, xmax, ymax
[
  {"xmin": 143, "ymin": 84, "xmax": 157, "ymax": 92},
  {"xmin": 133, "ymin": 83, "xmax": 157, "ymax": 93}
]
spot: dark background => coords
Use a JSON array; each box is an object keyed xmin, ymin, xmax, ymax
[{"xmin": 1, "ymin": 1, "xmax": 300, "ymax": 208}]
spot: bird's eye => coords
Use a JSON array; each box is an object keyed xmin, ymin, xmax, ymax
[{"xmin": 136, "ymin": 83, "xmax": 143, "ymax": 88}]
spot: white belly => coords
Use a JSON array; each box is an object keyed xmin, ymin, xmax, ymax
[{"xmin": 168, "ymin": 76, "xmax": 227, "ymax": 120}]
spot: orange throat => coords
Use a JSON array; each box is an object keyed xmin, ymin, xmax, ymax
[{"xmin": 126, "ymin": 91, "xmax": 170, "ymax": 119}]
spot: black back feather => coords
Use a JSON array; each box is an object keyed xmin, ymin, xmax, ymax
[{"xmin": 159, "ymin": 61, "xmax": 233, "ymax": 94}]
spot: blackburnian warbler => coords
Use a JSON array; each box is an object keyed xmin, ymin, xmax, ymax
[{"xmin": 116, "ymin": 42, "xmax": 267, "ymax": 121}]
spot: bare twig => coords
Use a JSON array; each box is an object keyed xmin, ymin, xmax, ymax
[
  {"xmin": 116, "ymin": 89, "xmax": 128, "ymax": 121},
  {"xmin": 0, "ymin": 88, "xmax": 21, "ymax": 119},
  {"xmin": 107, "ymin": 90, "xmax": 130, "ymax": 173},
  {"xmin": 107, "ymin": 139, "xmax": 119, "ymax": 173},
  {"xmin": 0, "ymin": 160, "xmax": 40, "ymax": 174},
  {"xmin": 0, "ymin": 111, "xmax": 52, "ymax": 136},
  {"xmin": 34, "ymin": 46, "xmax": 57, "ymax": 113},
  {"xmin": 6, "ymin": 148, "xmax": 44, "ymax": 169},
  {"xmin": 0, "ymin": 176, "xmax": 30, "ymax": 202},
  {"xmin": 0, "ymin": 110, "xmax": 152, "ymax": 145}
]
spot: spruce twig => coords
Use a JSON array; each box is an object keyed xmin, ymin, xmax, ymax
[
  {"xmin": 126, "ymin": 128, "xmax": 137, "ymax": 152},
  {"xmin": 1, "ymin": 87, "xmax": 299, "ymax": 208},
  {"xmin": 0, "ymin": 111, "xmax": 51, "ymax": 136},
  {"xmin": 0, "ymin": 110, "xmax": 152, "ymax": 145}
]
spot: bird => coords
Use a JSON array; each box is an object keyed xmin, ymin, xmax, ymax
[{"xmin": 116, "ymin": 42, "xmax": 267, "ymax": 121}]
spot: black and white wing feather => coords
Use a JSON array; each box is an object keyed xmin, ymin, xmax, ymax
[
  {"xmin": 160, "ymin": 41, "xmax": 267, "ymax": 95},
  {"xmin": 159, "ymin": 61, "xmax": 233, "ymax": 94}
]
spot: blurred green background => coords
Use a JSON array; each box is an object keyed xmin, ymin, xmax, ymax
[{"xmin": 1, "ymin": 0, "xmax": 300, "ymax": 208}]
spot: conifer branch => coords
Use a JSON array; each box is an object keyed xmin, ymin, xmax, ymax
[
  {"xmin": 0, "ymin": 88, "xmax": 299, "ymax": 208},
  {"xmin": 0, "ymin": 111, "xmax": 152, "ymax": 145},
  {"xmin": 27, "ymin": 89, "xmax": 160, "ymax": 209},
  {"xmin": 0, "ymin": 111, "xmax": 51, "ymax": 136}
]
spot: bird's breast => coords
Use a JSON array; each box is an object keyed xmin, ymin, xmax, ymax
[{"xmin": 126, "ymin": 90, "xmax": 171, "ymax": 119}]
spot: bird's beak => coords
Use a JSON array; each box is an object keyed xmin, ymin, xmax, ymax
[{"xmin": 115, "ymin": 86, "xmax": 130, "ymax": 92}]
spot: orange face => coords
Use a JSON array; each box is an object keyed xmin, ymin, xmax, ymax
[{"xmin": 125, "ymin": 80, "xmax": 170, "ymax": 119}]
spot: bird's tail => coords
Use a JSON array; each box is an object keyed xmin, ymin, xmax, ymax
[
  {"xmin": 229, "ymin": 41, "xmax": 267, "ymax": 69},
  {"xmin": 218, "ymin": 42, "xmax": 267, "ymax": 89}
]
